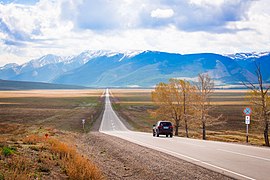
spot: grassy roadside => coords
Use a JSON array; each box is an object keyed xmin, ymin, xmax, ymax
[
  {"xmin": 0, "ymin": 89, "xmax": 105, "ymax": 179},
  {"xmin": 110, "ymin": 89, "xmax": 266, "ymax": 146},
  {"xmin": 0, "ymin": 131, "xmax": 103, "ymax": 179}
]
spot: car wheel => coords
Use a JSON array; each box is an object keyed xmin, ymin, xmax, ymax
[
  {"xmin": 170, "ymin": 134, "xmax": 173, "ymax": 138},
  {"xmin": 166, "ymin": 134, "xmax": 168, "ymax": 137}
]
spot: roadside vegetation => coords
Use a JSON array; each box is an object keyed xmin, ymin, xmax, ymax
[
  {"xmin": 243, "ymin": 63, "xmax": 270, "ymax": 146},
  {"xmin": 0, "ymin": 89, "xmax": 104, "ymax": 179},
  {"xmin": 111, "ymin": 79, "xmax": 268, "ymax": 146},
  {"xmin": 151, "ymin": 75, "xmax": 222, "ymax": 140},
  {"xmin": 0, "ymin": 133, "xmax": 103, "ymax": 179}
]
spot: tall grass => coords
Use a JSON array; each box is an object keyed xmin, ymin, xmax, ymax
[
  {"xmin": 4, "ymin": 155, "xmax": 32, "ymax": 180},
  {"xmin": 22, "ymin": 134, "xmax": 43, "ymax": 144},
  {"xmin": 48, "ymin": 138, "xmax": 104, "ymax": 180},
  {"xmin": 1, "ymin": 135, "xmax": 103, "ymax": 180}
]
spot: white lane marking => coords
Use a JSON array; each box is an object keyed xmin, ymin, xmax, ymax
[
  {"xmin": 102, "ymin": 131, "xmax": 255, "ymax": 180},
  {"xmin": 108, "ymin": 99, "xmax": 130, "ymax": 131},
  {"xmin": 111, "ymin": 121, "xmax": 115, "ymax": 129},
  {"xmin": 217, "ymin": 149, "xmax": 270, "ymax": 162}
]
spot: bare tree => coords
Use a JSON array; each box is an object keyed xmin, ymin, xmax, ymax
[
  {"xmin": 243, "ymin": 63, "xmax": 270, "ymax": 146},
  {"xmin": 151, "ymin": 82, "xmax": 183, "ymax": 136},
  {"xmin": 170, "ymin": 79, "xmax": 196, "ymax": 137},
  {"xmin": 194, "ymin": 73, "xmax": 215, "ymax": 140}
]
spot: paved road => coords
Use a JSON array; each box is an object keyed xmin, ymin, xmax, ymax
[{"xmin": 99, "ymin": 89, "xmax": 270, "ymax": 180}]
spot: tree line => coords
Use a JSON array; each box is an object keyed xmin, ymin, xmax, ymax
[
  {"xmin": 151, "ymin": 73, "xmax": 219, "ymax": 140},
  {"xmin": 151, "ymin": 65, "xmax": 270, "ymax": 146}
]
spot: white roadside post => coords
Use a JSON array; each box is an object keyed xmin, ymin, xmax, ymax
[
  {"xmin": 245, "ymin": 115, "xmax": 250, "ymax": 143},
  {"xmin": 243, "ymin": 107, "xmax": 252, "ymax": 143},
  {"xmin": 82, "ymin": 119, "xmax": 85, "ymax": 132}
]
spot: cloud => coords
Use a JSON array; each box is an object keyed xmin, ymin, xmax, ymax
[
  {"xmin": 0, "ymin": 0, "xmax": 38, "ymax": 5},
  {"xmin": 58, "ymin": 0, "xmax": 253, "ymax": 33},
  {"xmin": 61, "ymin": 0, "xmax": 117, "ymax": 30},
  {"xmin": 151, "ymin": 8, "xmax": 174, "ymax": 18},
  {"xmin": 0, "ymin": 0, "xmax": 269, "ymax": 66},
  {"xmin": 148, "ymin": 0, "xmax": 253, "ymax": 32},
  {"xmin": 0, "ymin": 18, "xmax": 32, "ymax": 47},
  {"xmin": 3, "ymin": 39, "xmax": 25, "ymax": 46}
]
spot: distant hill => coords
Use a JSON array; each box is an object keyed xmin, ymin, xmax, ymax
[
  {"xmin": 0, "ymin": 79, "xmax": 87, "ymax": 90},
  {"xmin": 0, "ymin": 50, "xmax": 269, "ymax": 87}
]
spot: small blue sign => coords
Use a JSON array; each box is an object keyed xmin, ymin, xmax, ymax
[{"xmin": 243, "ymin": 107, "xmax": 252, "ymax": 115}]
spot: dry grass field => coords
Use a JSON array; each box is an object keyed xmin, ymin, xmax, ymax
[
  {"xmin": 110, "ymin": 89, "xmax": 266, "ymax": 146},
  {"xmin": 0, "ymin": 89, "xmax": 104, "ymax": 133},
  {"xmin": 0, "ymin": 89, "xmax": 104, "ymax": 179}
]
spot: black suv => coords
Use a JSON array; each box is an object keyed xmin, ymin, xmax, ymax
[{"xmin": 153, "ymin": 121, "xmax": 173, "ymax": 137}]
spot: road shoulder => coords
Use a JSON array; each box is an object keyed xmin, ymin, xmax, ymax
[{"xmin": 75, "ymin": 132, "xmax": 233, "ymax": 180}]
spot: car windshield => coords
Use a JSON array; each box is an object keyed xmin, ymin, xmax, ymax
[{"xmin": 160, "ymin": 122, "xmax": 172, "ymax": 126}]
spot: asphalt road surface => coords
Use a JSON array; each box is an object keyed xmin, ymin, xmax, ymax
[{"xmin": 99, "ymin": 89, "xmax": 270, "ymax": 180}]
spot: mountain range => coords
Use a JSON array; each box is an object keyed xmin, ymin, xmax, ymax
[{"xmin": 0, "ymin": 50, "xmax": 269, "ymax": 87}]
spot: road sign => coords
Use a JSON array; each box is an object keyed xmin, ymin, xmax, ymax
[
  {"xmin": 245, "ymin": 115, "xmax": 251, "ymax": 143},
  {"xmin": 82, "ymin": 119, "xmax": 86, "ymax": 132},
  {"xmin": 245, "ymin": 116, "xmax": 250, "ymax": 125},
  {"xmin": 243, "ymin": 107, "xmax": 252, "ymax": 115}
]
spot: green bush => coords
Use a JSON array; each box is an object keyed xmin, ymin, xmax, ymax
[{"xmin": 2, "ymin": 146, "xmax": 15, "ymax": 156}]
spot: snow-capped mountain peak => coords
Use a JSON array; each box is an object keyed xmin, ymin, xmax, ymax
[
  {"xmin": 1, "ymin": 50, "xmax": 269, "ymax": 87},
  {"xmin": 0, "ymin": 63, "xmax": 19, "ymax": 70},
  {"xmin": 225, "ymin": 52, "xmax": 270, "ymax": 60},
  {"xmin": 74, "ymin": 50, "xmax": 143, "ymax": 62},
  {"xmin": 21, "ymin": 54, "xmax": 65, "ymax": 69}
]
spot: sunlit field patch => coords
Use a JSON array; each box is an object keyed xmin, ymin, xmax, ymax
[{"xmin": 0, "ymin": 89, "xmax": 103, "ymax": 98}]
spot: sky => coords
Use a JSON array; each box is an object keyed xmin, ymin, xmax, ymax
[{"xmin": 0, "ymin": 0, "xmax": 269, "ymax": 66}]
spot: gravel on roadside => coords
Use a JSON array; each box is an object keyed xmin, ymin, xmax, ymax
[{"xmin": 75, "ymin": 132, "xmax": 234, "ymax": 180}]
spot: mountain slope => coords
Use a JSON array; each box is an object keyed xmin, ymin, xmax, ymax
[
  {"xmin": 0, "ymin": 79, "xmax": 87, "ymax": 90},
  {"xmin": 0, "ymin": 50, "xmax": 269, "ymax": 87},
  {"xmin": 53, "ymin": 51, "xmax": 260, "ymax": 87}
]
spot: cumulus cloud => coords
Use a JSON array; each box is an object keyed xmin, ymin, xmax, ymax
[
  {"xmin": 151, "ymin": 8, "xmax": 174, "ymax": 18},
  {"xmin": 147, "ymin": 0, "xmax": 253, "ymax": 32},
  {"xmin": 61, "ymin": 0, "xmax": 120, "ymax": 30},
  {"xmin": 0, "ymin": 0, "xmax": 39, "ymax": 5},
  {"xmin": 59, "ymin": 0, "xmax": 252, "ymax": 32},
  {"xmin": 0, "ymin": 0, "xmax": 269, "ymax": 66}
]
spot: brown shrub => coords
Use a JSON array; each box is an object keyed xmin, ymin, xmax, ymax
[
  {"xmin": 48, "ymin": 138, "xmax": 75, "ymax": 159},
  {"xmin": 3, "ymin": 134, "xmax": 103, "ymax": 180},
  {"xmin": 48, "ymin": 138, "xmax": 103, "ymax": 180},
  {"xmin": 65, "ymin": 155, "xmax": 103, "ymax": 180},
  {"xmin": 22, "ymin": 134, "xmax": 44, "ymax": 145},
  {"xmin": 4, "ymin": 155, "xmax": 32, "ymax": 180}
]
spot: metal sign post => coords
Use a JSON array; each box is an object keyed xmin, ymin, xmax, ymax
[
  {"xmin": 243, "ymin": 107, "xmax": 252, "ymax": 143},
  {"xmin": 82, "ymin": 119, "xmax": 85, "ymax": 132},
  {"xmin": 245, "ymin": 116, "xmax": 250, "ymax": 143}
]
